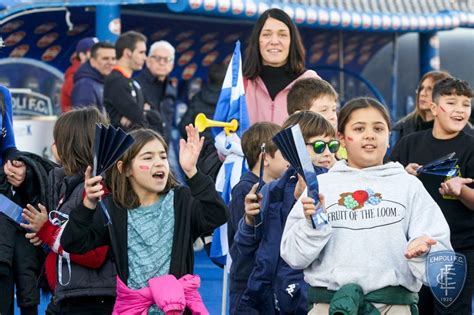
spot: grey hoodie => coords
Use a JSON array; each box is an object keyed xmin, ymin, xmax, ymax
[{"xmin": 280, "ymin": 160, "xmax": 452, "ymax": 294}]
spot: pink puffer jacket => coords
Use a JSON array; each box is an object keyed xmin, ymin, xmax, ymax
[
  {"xmin": 245, "ymin": 69, "xmax": 319, "ymax": 126},
  {"xmin": 112, "ymin": 274, "xmax": 209, "ymax": 315}
]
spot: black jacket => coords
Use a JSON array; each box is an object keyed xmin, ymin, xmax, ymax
[
  {"xmin": 0, "ymin": 152, "xmax": 57, "ymax": 306},
  {"xmin": 392, "ymin": 115, "xmax": 433, "ymax": 144},
  {"xmin": 61, "ymin": 171, "xmax": 228, "ymax": 282},
  {"xmin": 103, "ymin": 69, "xmax": 146, "ymax": 130},
  {"xmin": 72, "ymin": 61, "xmax": 106, "ymax": 111},
  {"xmin": 393, "ymin": 115, "xmax": 474, "ymax": 145},
  {"xmin": 179, "ymin": 83, "xmax": 220, "ymax": 140},
  {"xmin": 48, "ymin": 168, "xmax": 116, "ymax": 302},
  {"xmin": 136, "ymin": 68, "xmax": 178, "ymax": 141}
]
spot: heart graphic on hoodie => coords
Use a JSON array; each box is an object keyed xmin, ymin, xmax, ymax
[{"xmin": 352, "ymin": 190, "xmax": 369, "ymax": 205}]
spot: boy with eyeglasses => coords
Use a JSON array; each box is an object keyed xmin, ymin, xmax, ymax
[
  {"xmin": 391, "ymin": 77, "xmax": 474, "ymax": 315},
  {"xmin": 234, "ymin": 78, "xmax": 340, "ymax": 314}
]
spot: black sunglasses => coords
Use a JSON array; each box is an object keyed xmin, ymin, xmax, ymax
[{"xmin": 306, "ymin": 139, "xmax": 340, "ymax": 154}]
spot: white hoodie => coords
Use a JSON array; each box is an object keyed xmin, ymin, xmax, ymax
[{"xmin": 280, "ymin": 160, "xmax": 452, "ymax": 294}]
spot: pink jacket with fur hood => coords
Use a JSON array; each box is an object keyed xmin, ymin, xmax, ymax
[{"xmin": 245, "ymin": 69, "xmax": 319, "ymax": 125}]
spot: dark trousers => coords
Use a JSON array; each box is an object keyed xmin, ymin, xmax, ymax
[
  {"xmin": 57, "ymin": 296, "xmax": 115, "ymax": 315},
  {"xmin": 0, "ymin": 215, "xmax": 41, "ymax": 315},
  {"xmin": 419, "ymin": 249, "xmax": 474, "ymax": 315},
  {"xmin": 229, "ymin": 291, "xmax": 260, "ymax": 315}
]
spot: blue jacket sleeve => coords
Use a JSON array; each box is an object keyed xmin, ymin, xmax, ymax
[
  {"xmin": 0, "ymin": 86, "xmax": 17, "ymax": 161},
  {"xmin": 233, "ymin": 182, "xmax": 272, "ymax": 256},
  {"xmin": 244, "ymin": 189, "xmax": 284, "ymax": 308},
  {"xmin": 244, "ymin": 173, "xmax": 297, "ymax": 310},
  {"xmin": 234, "ymin": 217, "xmax": 259, "ymax": 256},
  {"xmin": 228, "ymin": 187, "xmax": 247, "ymax": 250},
  {"xmin": 72, "ymin": 79, "xmax": 98, "ymax": 109}
]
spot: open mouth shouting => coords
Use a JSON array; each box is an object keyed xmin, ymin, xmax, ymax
[{"xmin": 152, "ymin": 170, "xmax": 166, "ymax": 180}]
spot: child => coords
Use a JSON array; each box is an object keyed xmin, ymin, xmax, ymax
[
  {"xmin": 20, "ymin": 107, "xmax": 116, "ymax": 314},
  {"xmin": 228, "ymin": 122, "xmax": 288, "ymax": 314},
  {"xmin": 236, "ymin": 111, "xmax": 339, "ymax": 314},
  {"xmin": 391, "ymin": 78, "xmax": 474, "ymax": 314},
  {"xmin": 287, "ymin": 77, "xmax": 347, "ymax": 160},
  {"xmin": 287, "ymin": 77, "xmax": 338, "ymax": 130},
  {"xmin": 281, "ymin": 97, "xmax": 452, "ymax": 314},
  {"xmin": 60, "ymin": 126, "xmax": 228, "ymax": 314}
]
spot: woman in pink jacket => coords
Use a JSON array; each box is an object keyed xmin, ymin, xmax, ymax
[{"xmin": 243, "ymin": 8, "xmax": 319, "ymax": 125}]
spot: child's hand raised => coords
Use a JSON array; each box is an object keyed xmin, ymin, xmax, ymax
[
  {"xmin": 20, "ymin": 203, "xmax": 48, "ymax": 233},
  {"xmin": 83, "ymin": 166, "xmax": 104, "ymax": 210},
  {"xmin": 179, "ymin": 124, "xmax": 204, "ymax": 179},
  {"xmin": 244, "ymin": 183, "xmax": 262, "ymax": 226},
  {"xmin": 405, "ymin": 236, "xmax": 437, "ymax": 259}
]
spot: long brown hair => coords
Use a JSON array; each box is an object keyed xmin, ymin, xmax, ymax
[
  {"xmin": 53, "ymin": 107, "xmax": 109, "ymax": 176},
  {"xmin": 107, "ymin": 128, "xmax": 179, "ymax": 209},
  {"xmin": 404, "ymin": 70, "xmax": 451, "ymax": 122},
  {"xmin": 243, "ymin": 8, "xmax": 306, "ymax": 80}
]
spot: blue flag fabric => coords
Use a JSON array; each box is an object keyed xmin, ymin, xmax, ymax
[
  {"xmin": 211, "ymin": 41, "xmax": 249, "ymax": 138},
  {"xmin": 210, "ymin": 41, "xmax": 250, "ymax": 267}
]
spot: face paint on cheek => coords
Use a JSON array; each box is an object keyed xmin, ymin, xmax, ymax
[
  {"xmin": 346, "ymin": 136, "xmax": 354, "ymax": 142},
  {"xmin": 439, "ymin": 106, "xmax": 446, "ymax": 112},
  {"xmin": 139, "ymin": 165, "xmax": 150, "ymax": 171}
]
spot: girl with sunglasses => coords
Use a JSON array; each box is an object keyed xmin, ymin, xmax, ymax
[
  {"xmin": 235, "ymin": 111, "xmax": 338, "ymax": 314},
  {"xmin": 281, "ymin": 97, "xmax": 452, "ymax": 315}
]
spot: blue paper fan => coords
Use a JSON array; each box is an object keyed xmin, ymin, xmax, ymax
[
  {"xmin": 417, "ymin": 152, "xmax": 458, "ymax": 176},
  {"xmin": 93, "ymin": 124, "xmax": 135, "ymax": 223},
  {"xmin": 272, "ymin": 125, "xmax": 328, "ymax": 228},
  {"xmin": 93, "ymin": 124, "xmax": 135, "ymax": 176}
]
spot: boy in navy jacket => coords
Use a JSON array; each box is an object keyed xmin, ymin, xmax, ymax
[{"xmin": 228, "ymin": 122, "xmax": 288, "ymax": 314}]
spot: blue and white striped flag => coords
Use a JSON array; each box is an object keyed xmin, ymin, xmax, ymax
[{"xmin": 210, "ymin": 41, "xmax": 250, "ymax": 267}]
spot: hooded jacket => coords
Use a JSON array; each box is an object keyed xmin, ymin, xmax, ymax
[
  {"xmin": 245, "ymin": 70, "xmax": 319, "ymax": 125},
  {"xmin": 61, "ymin": 171, "xmax": 228, "ymax": 287},
  {"xmin": 281, "ymin": 160, "xmax": 452, "ymax": 294},
  {"xmin": 72, "ymin": 61, "xmax": 106, "ymax": 111},
  {"xmin": 0, "ymin": 151, "xmax": 57, "ymax": 307},
  {"xmin": 40, "ymin": 168, "xmax": 116, "ymax": 302},
  {"xmin": 61, "ymin": 59, "xmax": 81, "ymax": 113}
]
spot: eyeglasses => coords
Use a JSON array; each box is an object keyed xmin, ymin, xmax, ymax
[
  {"xmin": 306, "ymin": 140, "xmax": 340, "ymax": 154},
  {"xmin": 149, "ymin": 55, "xmax": 174, "ymax": 63},
  {"xmin": 415, "ymin": 86, "xmax": 432, "ymax": 94}
]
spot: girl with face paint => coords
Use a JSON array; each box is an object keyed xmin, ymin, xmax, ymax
[
  {"xmin": 60, "ymin": 126, "xmax": 228, "ymax": 314},
  {"xmin": 281, "ymin": 97, "xmax": 452, "ymax": 315}
]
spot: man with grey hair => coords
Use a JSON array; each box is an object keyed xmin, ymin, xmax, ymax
[{"xmin": 137, "ymin": 40, "xmax": 178, "ymax": 142}]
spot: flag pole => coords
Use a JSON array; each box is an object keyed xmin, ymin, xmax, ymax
[{"xmin": 221, "ymin": 269, "xmax": 228, "ymax": 315}]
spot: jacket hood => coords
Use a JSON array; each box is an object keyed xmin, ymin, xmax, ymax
[
  {"xmin": 240, "ymin": 171, "xmax": 259, "ymax": 184},
  {"xmin": 74, "ymin": 61, "xmax": 104, "ymax": 83},
  {"xmin": 329, "ymin": 160, "xmax": 406, "ymax": 178}
]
